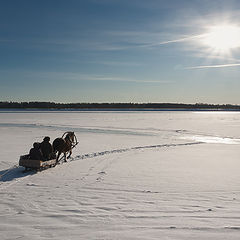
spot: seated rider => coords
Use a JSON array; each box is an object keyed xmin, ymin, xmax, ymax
[
  {"xmin": 40, "ymin": 136, "xmax": 54, "ymax": 160},
  {"xmin": 29, "ymin": 142, "xmax": 43, "ymax": 160}
]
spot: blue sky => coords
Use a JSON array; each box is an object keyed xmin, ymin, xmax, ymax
[{"xmin": 1, "ymin": 0, "xmax": 240, "ymax": 103}]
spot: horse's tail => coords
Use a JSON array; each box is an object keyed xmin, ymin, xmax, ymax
[{"xmin": 53, "ymin": 138, "xmax": 65, "ymax": 152}]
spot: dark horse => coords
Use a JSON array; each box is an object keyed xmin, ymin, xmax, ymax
[{"xmin": 53, "ymin": 132, "xmax": 78, "ymax": 162}]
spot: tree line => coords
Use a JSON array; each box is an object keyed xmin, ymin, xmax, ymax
[{"xmin": 1, "ymin": 101, "xmax": 240, "ymax": 110}]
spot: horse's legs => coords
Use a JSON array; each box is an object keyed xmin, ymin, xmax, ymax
[
  {"xmin": 56, "ymin": 151, "xmax": 61, "ymax": 163},
  {"xmin": 64, "ymin": 152, "xmax": 67, "ymax": 162},
  {"xmin": 67, "ymin": 150, "xmax": 72, "ymax": 159}
]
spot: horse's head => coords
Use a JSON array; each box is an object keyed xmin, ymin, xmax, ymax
[{"xmin": 65, "ymin": 131, "xmax": 75, "ymax": 143}]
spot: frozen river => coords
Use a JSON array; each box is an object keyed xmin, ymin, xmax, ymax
[{"xmin": 1, "ymin": 110, "xmax": 240, "ymax": 239}]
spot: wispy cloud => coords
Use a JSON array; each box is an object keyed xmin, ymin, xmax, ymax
[
  {"xmin": 81, "ymin": 75, "xmax": 172, "ymax": 83},
  {"xmin": 8, "ymin": 29, "xmax": 205, "ymax": 53},
  {"xmin": 105, "ymin": 30, "xmax": 207, "ymax": 50},
  {"xmin": 0, "ymin": 69, "xmax": 172, "ymax": 84},
  {"xmin": 185, "ymin": 63, "xmax": 240, "ymax": 69},
  {"xmin": 59, "ymin": 72, "xmax": 172, "ymax": 83},
  {"xmin": 142, "ymin": 33, "xmax": 207, "ymax": 47},
  {"xmin": 27, "ymin": 29, "xmax": 204, "ymax": 52},
  {"xmin": 190, "ymin": 52, "xmax": 240, "ymax": 62}
]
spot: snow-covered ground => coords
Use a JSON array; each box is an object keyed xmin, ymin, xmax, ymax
[{"xmin": 1, "ymin": 110, "xmax": 240, "ymax": 240}]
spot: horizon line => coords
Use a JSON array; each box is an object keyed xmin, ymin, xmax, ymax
[{"xmin": 1, "ymin": 101, "xmax": 240, "ymax": 106}]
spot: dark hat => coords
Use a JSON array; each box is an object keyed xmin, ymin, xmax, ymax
[
  {"xmin": 44, "ymin": 136, "xmax": 50, "ymax": 142},
  {"xmin": 33, "ymin": 142, "xmax": 40, "ymax": 148}
]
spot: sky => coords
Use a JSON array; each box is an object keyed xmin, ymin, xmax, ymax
[{"xmin": 1, "ymin": 0, "xmax": 240, "ymax": 104}]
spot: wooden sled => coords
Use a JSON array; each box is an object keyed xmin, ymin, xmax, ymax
[{"xmin": 19, "ymin": 155, "xmax": 57, "ymax": 171}]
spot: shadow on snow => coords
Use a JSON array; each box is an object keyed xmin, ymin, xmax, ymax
[{"xmin": 0, "ymin": 166, "xmax": 35, "ymax": 183}]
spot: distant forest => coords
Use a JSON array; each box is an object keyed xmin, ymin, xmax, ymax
[{"xmin": 1, "ymin": 101, "xmax": 240, "ymax": 110}]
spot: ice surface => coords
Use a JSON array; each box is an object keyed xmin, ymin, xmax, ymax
[{"xmin": 1, "ymin": 111, "xmax": 240, "ymax": 239}]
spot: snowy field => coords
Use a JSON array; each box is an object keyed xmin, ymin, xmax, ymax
[{"xmin": 1, "ymin": 110, "xmax": 240, "ymax": 240}]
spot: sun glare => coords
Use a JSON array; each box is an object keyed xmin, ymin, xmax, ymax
[{"xmin": 203, "ymin": 24, "xmax": 240, "ymax": 53}]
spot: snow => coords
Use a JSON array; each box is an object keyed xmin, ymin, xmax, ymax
[{"xmin": 1, "ymin": 110, "xmax": 240, "ymax": 239}]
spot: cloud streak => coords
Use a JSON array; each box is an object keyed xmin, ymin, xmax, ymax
[
  {"xmin": 82, "ymin": 75, "xmax": 172, "ymax": 83},
  {"xmin": 144, "ymin": 33, "xmax": 207, "ymax": 47},
  {"xmin": 0, "ymin": 69, "xmax": 173, "ymax": 84},
  {"xmin": 185, "ymin": 63, "xmax": 240, "ymax": 69}
]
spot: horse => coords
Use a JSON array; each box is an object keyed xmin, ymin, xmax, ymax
[{"xmin": 53, "ymin": 132, "xmax": 78, "ymax": 162}]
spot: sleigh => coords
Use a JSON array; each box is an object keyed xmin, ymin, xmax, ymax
[
  {"xmin": 19, "ymin": 132, "xmax": 78, "ymax": 171},
  {"xmin": 19, "ymin": 155, "xmax": 57, "ymax": 171}
]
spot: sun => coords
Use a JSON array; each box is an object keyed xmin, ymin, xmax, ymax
[{"xmin": 202, "ymin": 24, "xmax": 240, "ymax": 53}]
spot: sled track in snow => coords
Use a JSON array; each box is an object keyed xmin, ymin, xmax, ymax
[
  {"xmin": 74, "ymin": 141, "xmax": 203, "ymax": 161},
  {"xmin": 0, "ymin": 141, "xmax": 203, "ymax": 189}
]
